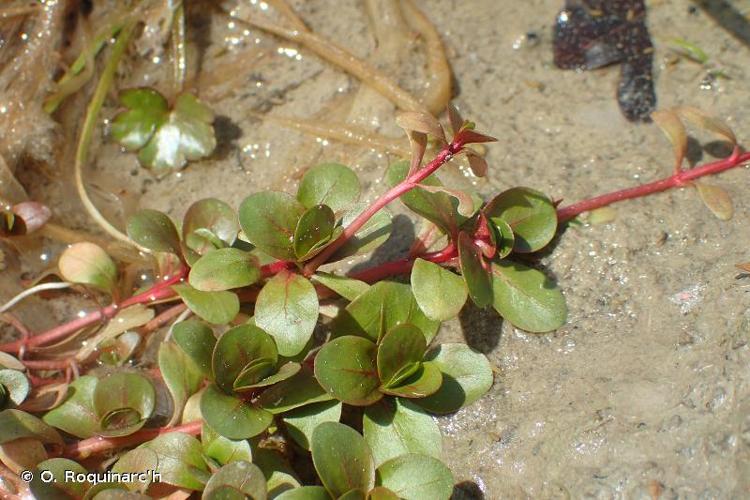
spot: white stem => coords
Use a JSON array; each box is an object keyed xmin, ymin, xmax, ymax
[{"xmin": 0, "ymin": 282, "xmax": 73, "ymax": 314}]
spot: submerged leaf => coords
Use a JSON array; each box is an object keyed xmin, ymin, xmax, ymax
[
  {"xmin": 675, "ymin": 106, "xmax": 737, "ymax": 145},
  {"xmin": 0, "ymin": 370, "xmax": 30, "ymax": 409},
  {"xmin": 58, "ymin": 242, "xmax": 118, "ymax": 293},
  {"xmin": 651, "ymin": 109, "xmax": 687, "ymax": 170},
  {"xmin": 694, "ymin": 182, "xmax": 733, "ymax": 220}
]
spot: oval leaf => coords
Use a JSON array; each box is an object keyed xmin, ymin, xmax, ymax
[
  {"xmin": 212, "ymin": 324, "xmax": 277, "ymax": 393},
  {"xmin": 42, "ymin": 376, "xmax": 99, "ymax": 439},
  {"xmin": 377, "ymin": 325, "xmax": 427, "ymax": 388},
  {"xmin": 0, "ymin": 370, "xmax": 30, "ymax": 409},
  {"xmin": 127, "ymin": 209, "xmax": 181, "ymax": 254},
  {"xmin": 58, "ymin": 242, "xmax": 117, "ymax": 293},
  {"xmin": 380, "ymin": 362, "xmax": 442, "ymax": 399},
  {"xmin": 239, "ymin": 192, "xmax": 305, "ymax": 260},
  {"xmin": 312, "ymin": 422, "xmax": 375, "ymax": 498},
  {"xmin": 173, "ymin": 284, "xmax": 239, "ymax": 325},
  {"xmin": 314, "ymin": 336, "xmax": 382, "ymax": 406},
  {"xmin": 282, "ymin": 400, "xmax": 342, "ymax": 450},
  {"xmin": 93, "ymin": 373, "xmax": 155, "ymax": 437},
  {"xmin": 189, "ymin": 248, "xmax": 261, "ymax": 291},
  {"xmin": 159, "ymin": 343, "xmax": 204, "ymax": 426},
  {"xmin": 411, "ymin": 259, "xmax": 468, "ymax": 321},
  {"xmin": 202, "ymin": 460, "xmax": 267, "ymax": 500},
  {"xmin": 375, "ymin": 454, "xmax": 453, "ymax": 500},
  {"xmin": 139, "ymin": 432, "xmax": 211, "ymax": 490},
  {"xmin": 294, "ymin": 205, "xmax": 336, "ymax": 261},
  {"xmin": 484, "ymin": 187, "xmax": 557, "ymax": 253},
  {"xmin": 183, "ymin": 198, "xmax": 239, "ymax": 253},
  {"xmin": 201, "ymin": 384, "xmax": 273, "ymax": 440},
  {"xmin": 297, "ymin": 163, "xmax": 361, "ymax": 213},
  {"xmin": 694, "ymin": 182, "xmax": 733, "ymax": 220},
  {"xmin": 173, "ymin": 320, "xmax": 216, "ymax": 377},
  {"xmin": 258, "ymin": 370, "xmax": 333, "ymax": 414}
]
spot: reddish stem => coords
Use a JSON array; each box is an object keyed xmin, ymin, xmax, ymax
[
  {"xmin": 557, "ymin": 149, "xmax": 750, "ymax": 222},
  {"xmin": 303, "ymin": 138, "xmax": 466, "ymax": 275},
  {"xmin": 61, "ymin": 420, "xmax": 203, "ymax": 460},
  {"xmin": 349, "ymin": 242, "xmax": 457, "ymax": 283},
  {"xmin": 0, "ymin": 269, "xmax": 186, "ymax": 354}
]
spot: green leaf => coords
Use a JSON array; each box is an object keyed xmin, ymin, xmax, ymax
[
  {"xmin": 201, "ymin": 384, "xmax": 273, "ymax": 440},
  {"xmin": 458, "ymin": 232, "xmax": 492, "ymax": 308},
  {"xmin": 363, "ymin": 398, "xmax": 441, "ymax": 467},
  {"xmin": 173, "ymin": 319, "xmax": 216, "ymax": 377},
  {"xmin": 282, "ymin": 400, "xmax": 342, "ymax": 450},
  {"xmin": 173, "ymin": 284, "xmax": 239, "ymax": 325},
  {"xmin": 42, "ymin": 376, "xmax": 99, "ymax": 439},
  {"xmin": 484, "ymin": 187, "xmax": 557, "ymax": 253},
  {"xmin": 490, "ymin": 217, "xmax": 515, "ymax": 259},
  {"xmin": 113, "ymin": 91, "xmax": 217, "ymax": 171},
  {"xmin": 375, "ymin": 454, "xmax": 453, "ymax": 500},
  {"xmin": 202, "ymin": 461, "xmax": 267, "ymax": 500},
  {"xmin": 189, "ymin": 248, "xmax": 261, "ymax": 291},
  {"xmin": 297, "ymin": 162, "xmax": 361, "ymax": 214},
  {"xmin": 159, "ymin": 343, "xmax": 204, "ymax": 426},
  {"xmin": 0, "ymin": 369, "xmax": 29, "ymax": 409},
  {"xmin": 182, "ymin": 198, "xmax": 240, "ymax": 255},
  {"xmin": 314, "ymin": 336, "xmax": 382, "ymax": 406},
  {"xmin": 416, "ymin": 343, "xmax": 493, "ymax": 414},
  {"xmin": 93, "ymin": 372, "xmax": 155, "ymax": 437},
  {"xmin": 312, "ymin": 422, "xmax": 375, "ymax": 498},
  {"xmin": 139, "ymin": 432, "xmax": 211, "ymax": 490},
  {"xmin": 376, "ymin": 324, "xmax": 426, "ymax": 388},
  {"xmin": 332, "ymin": 204, "xmax": 393, "ymax": 260},
  {"xmin": 31, "ymin": 458, "xmax": 89, "ymax": 499},
  {"xmin": 0, "ymin": 409, "xmax": 62, "ymax": 445},
  {"xmin": 58, "ymin": 242, "xmax": 118, "ymax": 293},
  {"xmin": 490, "ymin": 260, "xmax": 567, "ymax": 333},
  {"xmin": 331, "ymin": 282, "xmax": 440, "ymax": 344},
  {"xmin": 127, "ymin": 209, "xmax": 181, "ymax": 254},
  {"xmin": 379, "ymin": 362, "xmax": 442, "ymax": 399},
  {"xmin": 275, "ymin": 487, "xmax": 331, "ymax": 500},
  {"xmin": 202, "ymin": 422, "xmax": 253, "ymax": 466},
  {"xmin": 339, "ymin": 490, "xmax": 367, "ymax": 500},
  {"xmin": 294, "ymin": 205, "xmax": 336, "ymax": 261},
  {"xmin": 235, "ymin": 362, "xmax": 300, "ymax": 392},
  {"xmin": 212, "ymin": 324, "xmax": 277, "ymax": 393},
  {"xmin": 258, "ymin": 370, "xmax": 333, "ymax": 414},
  {"xmin": 111, "ymin": 448, "xmax": 159, "ymax": 492},
  {"xmin": 386, "ymin": 160, "xmax": 461, "ymax": 234},
  {"xmin": 239, "ymin": 192, "xmax": 305, "ymax": 260},
  {"xmin": 252, "ymin": 445, "xmax": 302, "ymax": 495},
  {"xmin": 312, "ymin": 272, "xmax": 370, "ymax": 301},
  {"xmin": 367, "ymin": 487, "xmax": 399, "ymax": 500},
  {"xmin": 255, "ymin": 271, "xmax": 319, "ymax": 357},
  {"xmin": 411, "ymin": 259, "xmax": 467, "ymax": 321}
]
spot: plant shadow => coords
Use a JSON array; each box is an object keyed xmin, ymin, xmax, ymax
[
  {"xmin": 458, "ymin": 301, "xmax": 502, "ymax": 354},
  {"xmin": 452, "ymin": 481, "xmax": 485, "ymax": 499}
]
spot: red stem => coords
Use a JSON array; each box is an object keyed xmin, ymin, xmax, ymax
[
  {"xmin": 303, "ymin": 138, "xmax": 466, "ymax": 275},
  {"xmin": 557, "ymin": 149, "xmax": 750, "ymax": 222},
  {"xmin": 61, "ymin": 420, "xmax": 203, "ymax": 460}
]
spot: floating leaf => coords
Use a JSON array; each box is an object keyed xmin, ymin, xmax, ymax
[
  {"xmin": 42, "ymin": 376, "xmax": 99, "ymax": 439},
  {"xmin": 312, "ymin": 272, "xmax": 370, "ymax": 301},
  {"xmin": 332, "ymin": 204, "xmax": 393, "ymax": 260},
  {"xmin": 694, "ymin": 182, "xmax": 733, "ymax": 220},
  {"xmin": 139, "ymin": 432, "xmax": 211, "ymax": 490},
  {"xmin": 490, "ymin": 261, "xmax": 567, "ymax": 333},
  {"xmin": 201, "ymin": 384, "xmax": 272, "ymax": 440},
  {"xmin": 376, "ymin": 325, "xmax": 426, "ymax": 389},
  {"xmin": 312, "ymin": 422, "xmax": 375, "ymax": 498},
  {"xmin": 112, "ymin": 89, "xmax": 216, "ymax": 171},
  {"xmin": 172, "ymin": 320, "xmax": 216, "ymax": 377},
  {"xmin": 375, "ymin": 454, "xmax": 453, "ymax": 500},
  {"xmin": 379, "ymin": 362, "xmax": 442, "ymax": 399},
  {"xmin": 416, "ymin": 344, "xmax": 493, "ymax": 414},
  {"xmin": 212, "ymin": 324, "xmax": 277, "ymax": 393},
  {"xmin": 159, "ymin": 343, "xmax": 204, "ymax": 426},
  {"xmin": 255, "ymin": 271, "xmax": 319, "ymax": 357},
  {"xmin": 484, "ymin": 187, "xmax": 557, "ymax": 253},
  {"xmin": 93, "ymin": 372, "xmax": 155, "ymax": 437},
  {"xmin": 282, "ymin": 400, "xmax": 342, "ymax": 450},
  {"xmin": 202, "ymin": 461, "xmax": 267, "ymax": 500},
  {"xmin": 31, "ymin": 458, "xmax": 89, "ymax": 499},
  {"xmin": 189, "ymin": 248, "xmax": 261, "ymax": 291},
  {"xmin": 331, "ymin": 281, "xmax": 440, "ymax": 344},
  {"xmin": 363, "ymin": 398, "xmax": 441, "ymax": 467},
  {"xmin": 675, "ymin": 106, "xmax": 737, "ymax": 145},
  {"xmin": 58, "ymin": 242, "xmax": 117, "ymax": 293},
  {"xmin": 0, "ymin": 370, "xmax": 30, "ymax": 409},
  {"xmin": 297, "ymin": 163, "xmax": 361, "ymax": 214},
  {"xmin": 294, "ymin": 205, "xmax": 336, "ymax": 261},
  {"xmin": 651, "ymin": 109, "xmax": 687, "ymax": 170},
  {"xmin": 127, "ymin": 209, "xmax": 181, "ymax": 254},
  {"xmin": 239, "ymin": 192, "xmax": 305, "ymax": 261},
  {"xmin": 182, "ymin": 198, "xmax": 239, "ymax": 257},
  {"xmin": 173, "ymin": 284, "xmax": 239, "ymax": 325},
  {"xmin": 258, "ymin": 370, "xmax": 333, "ymax": 414},
  {"xmin": 411, "ymin": 258, "xmax": 467, "ymax": 321},
  {"xmin": 0, "ymin": 409, "xmax": 62, "ymax": 445},
  {"xmin": 458, "ymin": 232, "xmax": 492, "ymax": 308},
  {"xmin": 314, "ymin": 336, "xmax": 382, "ymax": 406}
]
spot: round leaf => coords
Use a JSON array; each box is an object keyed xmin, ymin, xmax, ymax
[
  {"xmin": 239, "ymin": 192, "xmax": 305, "ymax": 260},
  {"xmin": 255, "ymin": 271, "xmax": 318, "ymax": 357},
  {"xmin": 297, "ymin": 163, "xmax": 361, "ymax": 213},
  {"xmin": 58, "ymin": 242, "xmax": 117, "ymax": 293},
  {"xmin": 484, "ymin": 187, "xmax": 557, "ymax": 253},
  {"xmin": 93, "ymin": 373, "xmax": 155, "ymax": 437},
  {"xmin": 202, "ymin": 461, "xmax": 267, "ymax": 500},
  {"xmin": 490, "ymin": 260, "xmax": 567, "ymax": 332},
  {"xmin": 183, "ymin": 198, "xmax": 239, "ymax": 253},
  {"xmin": 173, "ymin": 319, "xmax": 216, "ymax": 376},
  {"xmin": 416, "ymin": 343, "xmax": 493, "ymax": 414},
  {"xmin": 411, "ymin": 259, "xmax": 467, "ymax": 321},
  {"xmin": 212, "ymin": 324, "xmax": 277, "ymax": 393},
  {"xmin": 375, "ymin": 454, "xmax": 453, "ymax": 500},
  {"xmin": 294, "ymin": 205, "xmax": 335, "ymax": 261},
  {"xmin": 0, "ymin": 369, "xmax": 30, "ymax": 408},
  {"xmin": 282, "ymin": 400, "xmax": 342, "ymax": 450},
  {"xmin": 363, "ymin": 398, "xmax": 441, "ymax": 467},
  {"xmin": 127, "ymin": 209, "xmax": 181, "ymax": 254},
  {"xmin": 173, "ymin": 284, "xmax": 239, "ymax": 325},
  {"xmin": 189, "ymin": 248, "xmax": 261, "ymax": 291},
  {"xmin": 311, "ymin": 422, "xmax": 375, "ymax": 498},
  {"xmin": 314, "ymin": 336, "xmax": 382, "ymax": 406},
  {"xmin": 376, "ymin": 325, "xmax": 426, "ymax": 388},
  {"xmin": 201, "ymin": 384, "xmax": 273, "ymax": 440}
]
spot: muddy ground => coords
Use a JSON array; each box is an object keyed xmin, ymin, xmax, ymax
[{"xmin": 3, "ymin": 0, "xmax": 750, "ymax": 498}]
